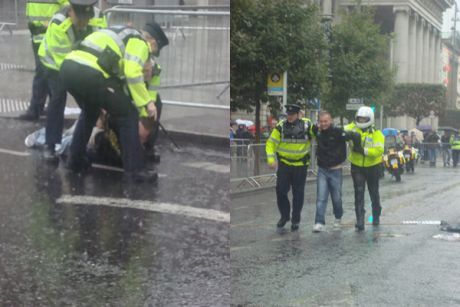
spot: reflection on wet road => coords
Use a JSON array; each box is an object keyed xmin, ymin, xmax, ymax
[
  {"xmin": 232, "ymin": 165, "xmax": 460, "ymax": 306},
  {"xmin": 0, "ymin": 118, "xmax": 229, "ymax": 306}
]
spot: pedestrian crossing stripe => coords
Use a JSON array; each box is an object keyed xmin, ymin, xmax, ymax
[
  {"xmin": 0, "ymin": 98, "xmax": 29, "ymax": 113},
  {"xmin": 0, "ymin": 62, "xmax": 33, "ymax": 72}
]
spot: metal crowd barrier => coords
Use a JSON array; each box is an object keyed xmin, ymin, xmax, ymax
[
  {"xmin": 230, "ymin": 141, "xmax": 451, "ymax": 194},
  {"xmin": 0, "ymin": 0, "xmax": 18, "ymax": 35},
  {"xmin": 103, "ymin": 6, "xmax": 230, "ymax": 111}
]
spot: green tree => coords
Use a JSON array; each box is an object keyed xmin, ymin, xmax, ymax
[
  {"xmin": 325, "ymin": 7, "xmax": 394, "ymax": 121},
  {"xmin": 386, "ymin": 84, "xmax": 447, "ymax": 125},
  {"xmin": 230, "ymin": 0, "xmax": 327, "ymax": 142}
]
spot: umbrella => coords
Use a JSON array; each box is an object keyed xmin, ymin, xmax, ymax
[
  {"xmin": 409, "ymin": 128, "xmax": 424, "ymax": 142},
  {"xmin": 235, "ymin": 119, "xmax": 254, "ymax": 127},
  {"xmin": 416, "ymin": 124, "xmax": 432, "ymax": 132},
  {"xmin": 382, "ymin": 128, "xmax": 399, "ymax": 137}
]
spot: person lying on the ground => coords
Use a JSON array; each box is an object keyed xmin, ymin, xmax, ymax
[{"xmin": 25, "ymin": 59, "xmax": 161, "ymax": 166}]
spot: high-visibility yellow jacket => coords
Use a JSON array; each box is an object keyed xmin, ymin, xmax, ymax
[
  {"xmin": 142, "ymin": 61, "xmax": 161, "ymax": 118},
  {"xmin": 26, "ymin": 0, "xmax": 68, "ymax": 44},
  {"xmin": 38, "ymin": 5, "xmax": 107, "ymax": 71},
  {"xmin": 266, "ymin": 118, "xmax": 314, "ymax": 167},
  {"xmin": 66, "ymin": 26, "xmax": 153, "ymax": 111},
  {"xmin": 344, "ymin": 122, "xmax": 385, "ymax": 167},
  {"xmin": 450, "ymin": 134, "xmax": 460, "ymax": 150}
]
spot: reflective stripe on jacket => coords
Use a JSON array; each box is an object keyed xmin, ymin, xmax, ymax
[
  {"xmin": 450, "ymin": 134, "xmax": 460, "ymax": 150},
  {"xmin": 26, "ymin": 0, "xmax": 68, "ymax": 43},
  {"xmin": 344, "ymin": 122, "xmax": 384, "ymax": 167},
  {"xmin": 38, "ymin": 6, "xmax": 107, "ymax": 71},
  {"xmin": 65, "ymin": 25, "xmax": 152, "ymax": 110},
  {"xmin": 266, "ymin": 118, "xmax": 314, "ymax": 167}
]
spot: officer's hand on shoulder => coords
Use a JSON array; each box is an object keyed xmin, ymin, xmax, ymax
[{"xmin": 312, "ymin": 123, "xmax": 319, "ymax": 136}]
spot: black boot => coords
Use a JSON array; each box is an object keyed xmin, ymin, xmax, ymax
[
  {"xmin": 19, "ymin": 106, "xmax": 40, "ymax": 121},
  {"xmin": 291, "ymin": 223, "xmax": 299, "ymax": 232},
  {"xmin": 123, "ymin": 169, "xmax": 158, "ymax": 183},
  {"xmin": 277, "ymin": 217, "xmax": 290, "ymax": 228},
  {"xmin": 43, "ymin": 144, "xmax": 59, "ymax": 163},
  {"xmin": 145, "ymin": 145, "xmax": 161, "ymax": 164},
  {"xmin": 66, "ymin": 154, "xmax": 91, "ymax": 173},
  {"xmin": 372, "ymin": 209, "xmax": 381, "ymax": 226},
  {"xmin": 355, "ymin": 208, "xmax": 365, "ymax": 231}
]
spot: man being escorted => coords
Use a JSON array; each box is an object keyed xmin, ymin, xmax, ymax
[
  {"xmin": 345, "ymin": 106, "xmax": 385, "ymax": 231},
  {"xmin": 266, "ymin": 104, "xmax": 314, "ymax": 231},
  {"xmin": 312, "ymin": 111, "xmax": 360, "ymax": 232}
]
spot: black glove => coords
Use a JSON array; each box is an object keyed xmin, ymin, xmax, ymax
[{"xmin": 349, "ymin": 132, "xmax": 364, "ymax": 154}]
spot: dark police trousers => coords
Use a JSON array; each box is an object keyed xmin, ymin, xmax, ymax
[
  {"xmin": 276, "ymin": 162, "xmax": 308, "ymax": 224},
  {"xmin": 29, "ymin": 41, "xmax": 49, "ymax": 113},
  {"xmin": 44, "ymin": 67, "xmax": 67, "ymax": 147},
  {"xmin": 60, "ymin": 60, "xmax": 144, "ymax": 172},
  {"xmin": 452, "ymin": 150, "xmax": 460, "ymax": 167},
  {"xmin": 351, "ymin": 164, "xmax": 382, "ymax": 224}
]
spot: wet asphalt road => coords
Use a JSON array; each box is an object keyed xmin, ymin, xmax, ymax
[
  {"xmin": 231, "ymin": 164, "xmax": 460, "ymax": 306},
  {"xmin": 0, "ymin": 118, "xmax": 229, "ymax": 306}
]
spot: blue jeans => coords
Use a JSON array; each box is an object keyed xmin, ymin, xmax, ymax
[{"xmin": 315, "ymin": 166, "xmax": 343, "ymax": 225}]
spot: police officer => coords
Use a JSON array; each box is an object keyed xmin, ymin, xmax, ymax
[
  {"xmin": 266, "ymin": 104, "xmax": 314, "ymax": 231},
  {"xmin": 19, "ymin": 0, "xmax": 69, "ymax": 120},
  {"xmin": 344, "ymin": 106, "xmax": 385, "ymax": 231},
  {"xmin": 141, "ymin": 23, "xmax": 169, "ymax": 163},
  {"xmin": 38, "ymin": 0, "xmax": 106, "ymax": 161},
  {"xmin": 60, "ymin": 23, "xmax": 166, "ymax": 182},
  {"xmin": 450, "ymin": 132, "xmax": 460, "ymax": 167}
]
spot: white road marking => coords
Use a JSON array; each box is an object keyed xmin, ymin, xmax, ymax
[
  {"xmin": 402, "ymin": 220, "xmax": 442, "ymax": 225},
  {"xmin": 56, "ymin": 195, "xmax": 230, "ymax": 223},
  {"xmin": 182, "ymin": 161, "xmax": 230, "ymax": 173},
  {"xmin": 0, "ymin": 148, "xmax": 30, "ymax": 157}
]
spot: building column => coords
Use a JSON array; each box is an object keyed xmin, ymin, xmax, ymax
[
  {"xmin": 434, "ymin": 30, "xmax": 441, "ymax": 84},
  {"xmin": 322, "ymin": 0, "xmax": 333, "ymax": 17},
  {"xmin": 427, "ymin": 26, "xmax": 435, "ymax": 83},
  {"xmin": 416, "ymin": 18, "xmax": 424, "ymax": 83},
  {"xmin": 422, "ymin": 21, "xmax": 429, "ymax": 82},
  {"xmin": 408, "ymin": 11, "xmax": 418, "ymax": 82},
  {"xmin": 393, "ymin": 6, "xmax": 410, "ymax": 83}
]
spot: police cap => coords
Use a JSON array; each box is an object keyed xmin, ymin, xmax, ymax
[
  {"xmin": 285, "ymin": 104, "xmax": 301, "ymax": 115},
  {"xmin": 144, "ymin": 22, "xmax": 169, "ymax": 56},
  {"xmin": 69, "ymin": 0, "xmax": 96, "ymax": 19},
  {"xmin": 69, "ymin": 0, "xmax": 97, "ymax": 4}
]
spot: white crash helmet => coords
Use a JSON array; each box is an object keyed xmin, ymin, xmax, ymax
[{"xmin": 355, "ymin": 106, "xmax": 374, "ymax": 129}]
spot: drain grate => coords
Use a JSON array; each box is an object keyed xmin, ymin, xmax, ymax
[
  {"xmin": 0, "ymin": 98, "xmax": 30, "ymax": 113},
  {"xmin": 0, "ymin": 62, "xmax": 33, "ymax": 72}
]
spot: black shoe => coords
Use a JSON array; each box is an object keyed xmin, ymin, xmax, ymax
[
  {"xmin": 373, "ymin": 216, "xmax": 380, "ymax": 226},
  {"xmin": 277, "ymin": 217, "xmax": 290, "ymax": 228},
  {"xmin": 355, "ymin": 224, "xmax": 365, "ymax": 232},
  {"xmin": 43, "ymin": 145, "xmax": 59, "ymax": 163},
  {"xmin": 124, "ymin": 169, "xmax": 158, "ymax": 183},
  {"xmin": 66, "ymin": 155, "xmax": 91, "ymax": 173},
  {"xmin": 19, "ymin": 108, "xmax": 39, "ymax": 121},
  {"xmin": 145, "ymin": 147, "xmax": 161, "ymax": 164},
  {"xmin": 291, "ymin": 223, "xmax": 299, "ymax": 232}
]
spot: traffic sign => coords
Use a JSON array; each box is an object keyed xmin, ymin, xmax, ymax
[
  {"xmin": 267, "ymin": 73, "xmax": 284, "ymax": 96},
  {"xmin": 346, "ymin": 103, "xmax": 364, "ymax": 111},
  {"xmin": 348, "ymin": 98, "xmax": 363, "ymax": 104}
]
